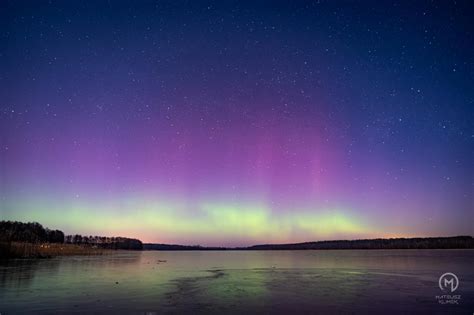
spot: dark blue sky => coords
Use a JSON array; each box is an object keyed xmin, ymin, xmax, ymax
[{"xmin": 1, "ymin": 1, "xmax": 473, "ymax": 244}]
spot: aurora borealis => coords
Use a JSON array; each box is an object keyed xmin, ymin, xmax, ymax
[{"xmin": 1, "ymin": 1, "xmax": 473, "ymax": 246}]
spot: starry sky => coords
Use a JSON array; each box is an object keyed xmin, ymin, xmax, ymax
[{"xmin": 1, "ymin": 1, "xmax": 473, "ymax": 246}]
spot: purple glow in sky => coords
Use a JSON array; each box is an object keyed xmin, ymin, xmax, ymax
[{"xmin": 1, "ymin": 1, "xmax": 473, "ymax": 246}]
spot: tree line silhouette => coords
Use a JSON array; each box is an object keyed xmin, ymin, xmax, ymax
[
  {"xmin": 65, "ymin": 234, "xmax": 142, "ymax": 250},
  {"xmin": 2, "ymin": 220, "xmax": 473, "ymax": 255},
  {"xmin": 142, "ymin": 236, "xmax": 474, "ymax": 251},
  {"xmin": 0, "ymin": 221, "xmax": 64, "ymax": 244},
  {"xmin": 0, "ymin": 221, "xmax": 142, "ymax": 250},
  {"xmin": 246, "ymin": 236, "xmax": 474, "ymax": 250}
]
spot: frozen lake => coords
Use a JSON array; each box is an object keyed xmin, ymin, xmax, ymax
[{"xmin": 1, "ymin": 250, "xmax": 473, "ymax": 313}]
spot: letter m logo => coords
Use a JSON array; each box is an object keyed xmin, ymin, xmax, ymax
[
  {"xmin": 444, "ymin": 278, "xmax": 455, "ymax": 291},
  {"xmin": 439, "ymin": 273, "xmax": 459, "ymax": 292}
]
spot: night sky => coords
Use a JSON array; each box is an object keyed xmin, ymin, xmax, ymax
[{"xmin": 1, "ymin": 1, "xmax": 473, "ymax": 246}]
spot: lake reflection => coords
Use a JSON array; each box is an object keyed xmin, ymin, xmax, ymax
[{"xmin": 1, "ymin": 250, "xmax": 473, "ymax": 314}]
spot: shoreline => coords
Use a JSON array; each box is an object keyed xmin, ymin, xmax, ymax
[
  {"xmin": 143, "ymin": 235, "xmax": 474, "ymax": 251},
  {"xmin": 0, "ymin": 242, "xmax": 111, "ymax": 259},
  {"xmin": 141, "ymin": 247, "xmax": 474, "ymax": 251},
  {"xmin": 2, "ymin": 243, "xmax": 474, "ymax": 259}
]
